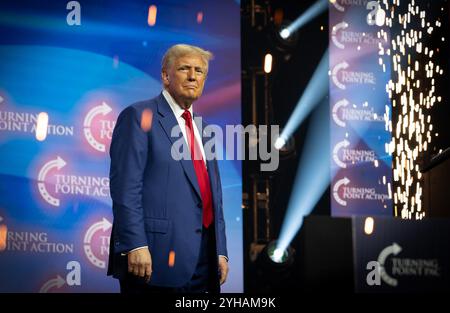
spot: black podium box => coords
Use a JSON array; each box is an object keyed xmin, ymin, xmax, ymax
[{"xmin": 300, "ymin": 215, "xmax": 450, "ymax": 292}]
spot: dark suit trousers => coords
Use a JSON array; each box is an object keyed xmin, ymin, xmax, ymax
[{"xmin": 119, "ymin": 225, "xmax": 220, "ymax": 294}]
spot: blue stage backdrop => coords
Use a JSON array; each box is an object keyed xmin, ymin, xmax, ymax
[
  {"xmin": 329, "ymin": 0, "xmax": 393, "ymax": 217},
  {"xmin": 0, "ymin": 0, "xmax": 242, "ymax": 292}
]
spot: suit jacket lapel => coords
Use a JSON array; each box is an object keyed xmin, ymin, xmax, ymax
[{"xmin": 156, "ymin": 93, "xmax": 202, "ymax": 200}]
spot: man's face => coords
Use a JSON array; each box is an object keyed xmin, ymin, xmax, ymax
[{"xmin": 162, "ymin": 54, "xmax": 207, "ymax": 107}]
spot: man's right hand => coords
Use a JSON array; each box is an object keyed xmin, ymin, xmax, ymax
[{"xmin": 127, "ymin": 247, "xmax": 152, "ymax": 283}]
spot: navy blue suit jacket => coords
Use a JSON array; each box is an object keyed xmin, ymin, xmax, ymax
[{"xmin": 107, "ymin": 93, "xmax": 228, "ymax": 287}]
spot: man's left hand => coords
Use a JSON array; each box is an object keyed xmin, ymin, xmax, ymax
[{"xmin": 218, "ymin": 256, "xmax": 229, "ymax": 285}]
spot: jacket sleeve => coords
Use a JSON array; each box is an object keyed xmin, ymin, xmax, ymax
[
  {"xmin": 215, "ymin": 159, "xmax": 228, "ymax": 259},
  {"xmin": 109, "ymin": 105, "xmax": 149, "ymax": 254}
]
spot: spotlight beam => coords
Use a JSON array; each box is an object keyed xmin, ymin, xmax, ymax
[
  {"xmin": 276, "ymin": 100, "xmax": 333, "ymax": 254},
  {"xmin": 280, "ymin": 0, "xmax": 328, "ymax": 38},
  {"xmin": 278, "ymin": 48, "xmax": 329, "ymax": 147}
]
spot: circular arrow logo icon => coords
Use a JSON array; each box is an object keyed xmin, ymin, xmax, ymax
[
  {"xmin": 331, "ymin": 0, "xmax": 345, "ymax": 12},
  {"xmin": 333, "ymin": 177, "xmax": 350, "ymax": 206},
  {"xmin": 331, "ymin": 21, "xmax": 348, "ymax": 49},
  {"xmin": 333, "ymin": 139, "xmax": 350, "ymax": 168},
  {"xmin": 37, "ymin": 156, "xmax": 67, "ymax": 207},
  {"xmin": 378, "ymin": 242, "xmax": 402, "ymax": 287},
  {"xmin": 332, "ymin": 61, "xmax": 349, "ymax": 90},
  {"xmin": 83, "ymin": 102, "xmax": 113, "ymax": 152},
  {"xmin": 332, "ymin": 98, "xmax": 349, "ymax": 127},
  {"xmin": 83, "ymin": 218, "xmax": 112, "ymax": 269}
]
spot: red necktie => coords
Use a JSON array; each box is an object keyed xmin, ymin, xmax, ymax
[{"xmin": 182, "ymin": 110, "xmax": 213, "ymax": 228}]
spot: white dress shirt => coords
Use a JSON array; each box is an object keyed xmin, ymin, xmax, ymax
[{"xmin": 162, "ymin": 89, "xmax": 207, "ymax": 166}]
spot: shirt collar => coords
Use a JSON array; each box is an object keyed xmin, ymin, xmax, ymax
[{"xmin": 162, "ymin": 89, "xmax": 193, "ymax": 118}]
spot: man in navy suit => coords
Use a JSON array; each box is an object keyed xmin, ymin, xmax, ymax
[{"xmin": 107, "ymin": 44, "xmax": 229, "ymax": 293}]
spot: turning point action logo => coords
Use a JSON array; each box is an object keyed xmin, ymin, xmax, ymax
[
  {"xmin": 333, "ymin": 177, "xmax": 389, "ymax": 206},
  {"xmin": 83, "ymin": 217, "xmax": 112, "ymax": 269},
  {"xmin": 331, "ymin": 21, "xmax": 381, "ymax": 50},
  {"xmin": 83, "ymin": 101, "xmax": 115, "ymax": 153},
  {"xmin": 332, "ymin": 99, "xmax": 384, "ymax": 127},
  {"xmin": 0, "ymin": 215, "xmax": 74, "ymax": 254},
  {"xmin": 366, "ymin": 243, "xmax": 441, "ymax": 287},
  {"xmin": 331, "ymin": 1, "xmax": 376, "ymax": 14},
  {"xmin": 333, "ymin": 139, "xmax": 376, "ymax": 168},
  {"xmin": 37, "ymin": 156, "xmax": 110, "ymax": 207},
  {"xmin": 331, "ymin": 61, "xmax": 375, "ymax": 90}
]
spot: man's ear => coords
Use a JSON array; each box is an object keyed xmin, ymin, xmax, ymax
[{"xmin": 162, "ymin": 71, "xmax": 169, "ymax": 83}]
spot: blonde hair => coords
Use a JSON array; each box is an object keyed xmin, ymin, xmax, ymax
[{"xmin": 161, "ymin": 44, "xmax": 213, "ymax": 74}]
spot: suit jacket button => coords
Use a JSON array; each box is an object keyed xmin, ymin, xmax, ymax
[
  {"xmin": 195, "ymin": 228, "xmax": 202, "ymax": 234},
  {"xmin": 197, "ymin": 203, "xmax": 202, "ymax": 208}
]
